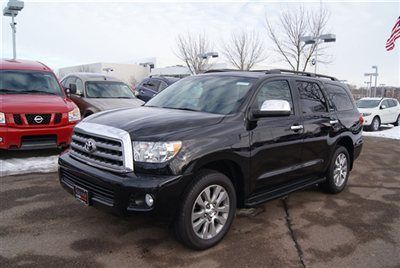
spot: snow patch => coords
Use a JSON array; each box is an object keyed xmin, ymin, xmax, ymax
[
  {"xmin": 1, "ymin": 155, "xmax": 59, "ymax": 177},
  {"xmin": 362, "ymin": 125, "xmax": 400, "ymax": 140}
]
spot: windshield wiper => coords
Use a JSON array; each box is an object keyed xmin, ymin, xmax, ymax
[
  {"xmin": 163, "ymin": 107, "xmax": 199, "ymax": 112},
  {"xmin": 18, "ymin": 90, "xmax": 57, "ymax": 95},
  {"xmin": 0, "ymin": 88, "xmax": 16, "ymax": 94}
]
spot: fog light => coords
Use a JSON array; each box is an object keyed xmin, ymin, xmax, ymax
[{"xmin": 145, "ymin": 194, "xmax": 154, "ymax": 207}]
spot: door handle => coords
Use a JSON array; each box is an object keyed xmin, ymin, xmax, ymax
[
  {"xmin": 329, "ymin": 120, "xmax": 339, "ymax": 125},
  {"xmin": 290, "ymin": 125, "xmax": 304, "ymax": 131}
]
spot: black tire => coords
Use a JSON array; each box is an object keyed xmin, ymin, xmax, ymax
[
  {"xmin": 394, "ymin": 115, "xmax": 400, "ymax": 127},
  {"xmin": 320, "ymin": 146, "xmax": 350, "ymax": 194},
  {"xmin": 369, "ymin": 116, "xmax": 380, "ymax": 131},
  {"xmin": 174, "ymin": 169, "xmax": 236, "ymax": 250}
]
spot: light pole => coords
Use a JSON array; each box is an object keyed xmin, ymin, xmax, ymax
[
  {"xmin": 364, "ymin": 73, "xmax": 375, "ymax": 97},
  {"xmin": 364, "ymin": 81, "xmax": 371, "ymax": 98},
  {"xmin": 3, "ymin": 0, "xmax": 24, "ymax": 59},
  {"xmin": 371, "ymin": 65, "xmax": 378, "ymax": 97},
  {"xmin": 300, "ymin": 34, "xmax": 336, "ymax": 74},
  {"xmin": 379, "ymin": 83, "xmax": 386, "ymax": 97}
]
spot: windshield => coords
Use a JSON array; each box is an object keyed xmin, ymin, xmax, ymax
[
  {"xmin": 356, "ymin": 99, "xmax": 380, "ymax": 108},
  {"xmin": 86, "ymin": 81, "xmax": 135, "ymax": 98},
  {"xmin": 145, "ymin": 76, "xmax": 255, "ymax": 115},
  {"xmin": 0, "ymin": 70, "xmax": 63, "ymax": 96}
]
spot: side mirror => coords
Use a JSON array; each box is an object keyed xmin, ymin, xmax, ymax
[
  {"xmin": 253, "ymin": 100, "xmax": 291, "ymax": 118},
  {"xmin": 380, "ymin": 104, "xmax": 387, "ymax": 109}
]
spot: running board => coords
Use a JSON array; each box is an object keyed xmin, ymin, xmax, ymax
[{"xmin": 245, "ymin": 177, "xmax": 326, "ymax": 207}]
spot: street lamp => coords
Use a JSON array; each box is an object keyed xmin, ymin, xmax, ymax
[
  {"xmin": 300, "ymin": 34, "xmax": 336, "ymax": 74},
  {"xmin": 3, "ymin": 0, "xmax": 24, "ymax": 59},
  {"xmin": 198, "ymin": 52, "xmax": 219, "ymax": 60},
  {"xmin": 364, "ymin": 81, "xmax": 371, "ymax": 98}
]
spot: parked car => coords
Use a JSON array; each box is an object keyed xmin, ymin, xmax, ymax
[
  {"xmin": 356, "ymin": 97, "xmax": 400, "ymax": 131},
  {"xmin": 135, "ymin": 76, "xmax": 179, "ymax": 102},
  {"xmin": 0, "ymin": 59, "xmax": 80, "ymax": 150},
  {"xmin": 60, "ymin": 73, "xmax": 144, "ymax": 118},
  {"xmin": 59, "ymin": 69, "xmax": 363, "ymax": 249}
]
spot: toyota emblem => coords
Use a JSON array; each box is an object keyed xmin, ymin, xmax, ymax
[
  {"xmin": 84, "ymin": 138, "xmax": 96, "ymax": 153},
  {"xmin": 34, "ymin": 115, "xmax": 43, "ymax": 124}
]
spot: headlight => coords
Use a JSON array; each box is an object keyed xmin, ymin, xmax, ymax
[
  {"xmin": 362, "ymin": 112, "xmax": 372, "ymax": 117},
  {"xmin": 133, "ymin": 141, "xmax": 182, "ymax": 163},
  {"xmin": 0, "ymin": 112, "xmax": 5, "ymax": 125},
  {"xmin": 68, "ymin": 107, "xmax": 81, "ymax": 122}
]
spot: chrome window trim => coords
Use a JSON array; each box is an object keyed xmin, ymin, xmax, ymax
[{"xmin": 73, "ymin": 122, "xmax": 134, "ymax": 173}]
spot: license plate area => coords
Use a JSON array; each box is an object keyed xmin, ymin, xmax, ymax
[{"xmin": 73, "ymin": 185, "xmax": 90, "ymax": 206}]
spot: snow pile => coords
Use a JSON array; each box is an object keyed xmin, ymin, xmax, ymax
[
  {"xmin": 363, "ymin": 125, "xmax": 400, "ymax": 140},
  {"xmin": 0, "ymin": 155, "xmax": 59, "ymax": 177}
]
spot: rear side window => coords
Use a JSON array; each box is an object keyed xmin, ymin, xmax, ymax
[
  {"xmin": 147, "ymin": 79, "xmax": 161, "ymax": 91},
  {"xmin": 296, "ymin": 81, "xmax": 327, "ymax": 114},
  {"xmin": 325, "ymin": 84, "xmax": 354, "ymax": 111},
  {"xmin": 159, "ymin": 81, "xmax": 169, "ymax": 92},
  {"xmin": 255, "ymin": 80, "xmax": 294, "ymax": 114}
]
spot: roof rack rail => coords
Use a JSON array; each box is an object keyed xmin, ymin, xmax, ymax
[
  {"xmin": 262, "ymin": 69, "xmax": 338, "ymax": 81},
  {"xmin": 204, "ymin": 69, "xmax": 240, "ymax": 73}
]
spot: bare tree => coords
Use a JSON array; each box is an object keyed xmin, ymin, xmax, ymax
[
  {"xmin": 175, "ymin": 33, "xmax": 214, "ymax": 74},
  {"xmin": 221, "ymin": 30, "xmax": 267, "ymax": 70},
  {"xmin": 266, "ymin": 6, "xmax": 330, "ymax": 72}
]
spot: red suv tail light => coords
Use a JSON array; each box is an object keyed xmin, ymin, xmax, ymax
[{"xmin": 359, "ymin": 113, "xmax": 364, "ymax": 125}]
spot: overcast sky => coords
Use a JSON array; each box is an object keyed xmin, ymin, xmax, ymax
[{"xmin": 1, "ymin": 0, "xmax": 399, "ymax": 86}]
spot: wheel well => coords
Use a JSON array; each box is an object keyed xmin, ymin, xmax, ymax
[
  {"xmin": 84, "ymin": 111, "xmax": 93, "ymax": 118},
  {"xmin": 337, "ymin": 137, "xmax": 354, "ymax": 170},
  {"xmin": 200, "ymin": 160, "xmax": 245, "ymax": 208}
]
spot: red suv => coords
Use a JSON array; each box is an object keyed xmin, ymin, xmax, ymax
[{"xmin": 0, "ymin": 59, "xmax": 80, "ymax": 150}]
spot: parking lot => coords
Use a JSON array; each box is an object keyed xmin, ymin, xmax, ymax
[{"xmin": 1, "ymin": 136, "xmax": 399, "ymax": 267}]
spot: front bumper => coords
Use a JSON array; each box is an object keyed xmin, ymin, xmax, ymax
[
  {"xmin": 0, "ymin": 124, "xmax": 75, "ymax": 150},
  {"xmin": 58, "ymin": 152, "xmax": 192, "ymax": 217}
]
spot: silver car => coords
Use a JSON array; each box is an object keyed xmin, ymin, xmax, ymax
[{"xmin": 61, "ymin": 73, "xmax": 144, "ymax": 118}]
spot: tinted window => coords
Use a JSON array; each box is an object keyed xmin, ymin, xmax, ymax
[
  {"xmin": 146, "ymin": 79, "xmax": 161, "ymax": 91},
  {"xmin": 326, "ymin": 84, "xmax": 353, "ymax": 111},
  {"xmin": 297, "ymin": 81, "xmax": 327, "ymax": 114},
  {"xmin": 159, "ymin": 81, "xmax": 169, "ymax": 92},
  {"xmin": 255, "ymin": 80, "xmax": 294, "ymax": 114},
  {"xmin": 0, "ymin": 70, "xmax": 63, "ymax": 96},
  {"xmin": 146, "ymin": 76, "xmax": 255, "ymax": 115}
]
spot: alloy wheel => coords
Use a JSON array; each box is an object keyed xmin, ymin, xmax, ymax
[
  {"xmin": 333, "ymin": 153, "xmax": 348, "ymax": 187},
  {"xmin": 373, "ymin": 118, "xmax": 379, "ymax": 131},
  {"xmin": 191, "ymin": 184, "xmax": 230, "ymax": 240}
]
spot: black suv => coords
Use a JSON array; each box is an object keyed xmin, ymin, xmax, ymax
[
  {"xmin": 135, "ymin": 76, "xmax": 179, "ymax": 102},
  {"xmin": 59, "ymin": 69, "xmax": 363, "ymax": 249}
]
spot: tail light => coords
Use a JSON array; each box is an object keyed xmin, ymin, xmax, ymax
[{"xmin": 359, "ymin": 113, "xmax": 364, "ymax": 125}]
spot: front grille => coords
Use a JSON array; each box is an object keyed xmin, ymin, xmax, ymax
[
  {"xmin": 54, "ymin": 113, "xmax": 62, "ymax": 124},
  {"xmin": 60, "ymin": 169, "xmax": 114, "ymax": 206},
  {"xmin": 13, "ymin": 114, "xmax": 23, "ymax": 125},
  {"xmin": 70, "ymin": 129, "xmax": 125, "ymax": 172},
  {"xmin": 25, "ymin": 114, "xmax": 51, "ymax": 125}
]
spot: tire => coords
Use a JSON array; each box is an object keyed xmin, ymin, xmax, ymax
[
  {"xmin": 320, "ymin": 146, "xmax": 350, "ymax": 194},
  {"xmin": 394, "ymin": 115, "xmax": 400, "ymax": 127},
  {"xmin": 369, "ymin": 116, "xmax": 380, "ymax": 131},
  {"xmin": 174, "ymin": 169, "xmax": 236, "ymax": 250}
]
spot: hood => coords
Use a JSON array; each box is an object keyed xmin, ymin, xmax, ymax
[
  {"xmin": 85, "ymin": 98, "xmax": 144, "ymax": 111},
  {"xmin": 0, "ymin": 94, "xmax": 76, "ymax": 113},
  {"xmin": 357, "ymin": 107, "xmax": 377, "ymax": 113},
  {"xmin": 85, "ymin": 106, "xmax": 225, "ymax": 140}
]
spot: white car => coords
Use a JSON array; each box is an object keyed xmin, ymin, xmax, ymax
[{"xmin": 357, "ymin": 97, "xmax": 400, "ymax": 131}]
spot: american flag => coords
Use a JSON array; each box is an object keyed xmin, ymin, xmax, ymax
[{"xmin": 386, "ymin": 16, "xmax": 400, "ymax": 51}]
